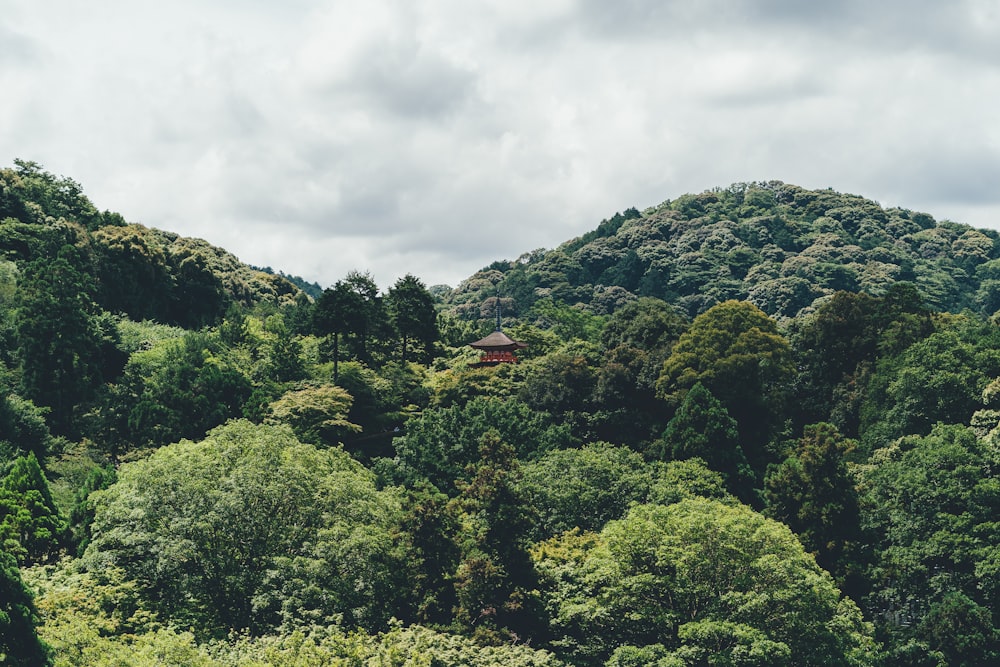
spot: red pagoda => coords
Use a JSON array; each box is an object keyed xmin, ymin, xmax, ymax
[{"xmin": 469, "ymin": 297, "xmax": 527, "ymax": 366}]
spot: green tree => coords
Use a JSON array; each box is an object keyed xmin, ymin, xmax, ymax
[
  {"xmin": 84, "ymin": 420, "xmax": 403, "ymax": 635},
  {"xmin": 344, "ymin": 270, "xmax": 390, "ymax": 363},
  {"xmin": 764, "ymin": 423, "xmax": 864, "ymax": 595},
  {"xmin": 0, "ymin": 389, "xmax": 55, "ymax": 461},
  {"xmin": 0, "ymin": 545, "xmax": 51, "ymax": 666},
  {"xmin": 533, "ymin": 498, "xmax": 877, "ymax": 666},
  {"xmin": 387, "ymin": 273, "xmax": 439, "ymax": 363},
  {"xmin": 656, "ymin": 300, "xmax": 794, "ymax": 473},
  {"xmin": 389, "ymin": 397, "xmax": 575, "ymax": 493},
  {"xmin": 860, "ymin": 313, "xmax": 1000, "ymax": 453},
  {"xmin": 262, "ymin": 316, "xmax": 306, "ymax": 383},
  {"xmin": 790, "ymin": 287, "xmax": 933, "ymax": 434},
  {"xmin": 0, "ymin": 452, "xmax": 66, "ymax": 564},
  {"xmin": 91, "ymin": 224, "xmax": 173, "ymax": 322},
  {"xmin": 392, "ymin": 484, "xmax": 463, "ymax": 626},
  {"xmin": 519, "ymin": 351, "xmax": 596, "ymax": 416},
  {"xmin": 858, "ymin": 423, "xmax": 1000, "ymax": 664},
  {"xmin": 655, "ymin": 382, "xmax": 753, "ymax": 498},
  {"xmin": 517, "ymin": 442, "xmax": 653, "ymax": 540},
  {"xmin": 265, "ymin": 383, "xmax": 361, "ymax": 446},
  {"xmin": 601, "ymin": 296, "xmax": 687, "ymax": 352},
  {"xmin": 452, "ymin": 431, "xmax": 539, "ymax": 642},
  {"xmin": 115, "ymin": 331, "xmax": 252, "ymax": 452},
  {"xmin": 167, "ymin": 245, "xmax": 230, "ymax": 328},
  {"xmin": 313, "ymin": 279, "xmax": 363, "ymax": 383},
  {"xmin": 15, "ymin": 249, "xmax": 105, "ymax": 434}
]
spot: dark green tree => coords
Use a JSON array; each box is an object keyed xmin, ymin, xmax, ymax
[
  {"xmin": 601, "ymin": 296, "xmax": 687, "ymax": 352},
  {"xmin": 91, "ymin": 224, "xmax": 173, "ymax": 322},
  {"xmin": 0, "ymin": 388, "xmax": 54, "ymax": 462},
  {"xmin": 393, "ymin": 483, "xmax": 462, "ymax": 626},
  {"xmin": 656, "ymin": 300, "xmax": 794, "ymax": 473},
  {"xmin": 451, "ymin": 431, "xmax": 539, "ymax": 643},
  {"xmin": 115, "ymin": 331, "xmax": 252, "ymax": 452},
  {"xmin": 167, "ymin": 246, "xmax": 230, "ymax": 328},
  {"xmin": 0, "ymin": 545, "xmax": 51, "ymax": 666},
  {"xmin": 655, "ymin": 382, "xmax": 753, "ymax": 498},
  {"xmin": 263, "ymin": 317, "xmax": 305, "ymax": 383},
  {"xmin": 15, "ymin": 248, "xmax": 104, "ymax": 434},
  {"xmin": 387, "ymin": 273, "xmax": 439, "ymax": 363},
  {"xmin": 344, "ymin": 270, "xmax": 390, "ymax": 363},
  {"xmin": 764, "ymin": 423, "xmax": 864, "ymax": 594},
  {"xmin": 313, "ymin": 279, "xmax": 364, "ymax": 383},
  {"xmin": 790, "ymin": 287, "xmax": 933, "ymax": 435},
  {"xmin": 859, "ymin": 424, "xmax": 1000, "ymax": 664},
  {"xmin": 389, "ymin": 397, "xmax": 574, "ymax": 493},
  {"xmin": 860, "ymin": 314, "xmax": 1000, "ymax": 451}
]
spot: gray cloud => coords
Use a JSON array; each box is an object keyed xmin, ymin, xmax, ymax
[{"xmin": 2, "ymin": 0, "xmax": 999, "ymax": 290}]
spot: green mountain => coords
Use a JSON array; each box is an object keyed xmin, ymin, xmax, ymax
[{"xmin": 445, "ymin": 181, "xmax": 999, "ymax": 321}]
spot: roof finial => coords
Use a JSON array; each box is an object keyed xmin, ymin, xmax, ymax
[{"xmin": 495, "ymin": 288, "xmax": 502, "ymax": 331}]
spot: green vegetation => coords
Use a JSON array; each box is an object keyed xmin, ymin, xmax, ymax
[{"xmin": 2, "ymin": 163, "xmax": 1000, "ymax": 664}]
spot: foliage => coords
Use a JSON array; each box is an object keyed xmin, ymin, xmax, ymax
[
  {"xmin": 646, "ymin": 458, "xmax": 733, "ymax": 506},
  {"xmin": 764, "ymin": 423, "xmax": 864, "ymax": 593},
  {"xmin": 265, "ymin": 383, "xmax": 361, "ymax": 446},
  {"xmin": 387, "ymin": 273, "xmax": 439, "ymax": 363},
  {"xmin": 0, "ymin": 452, "xmax": 66, "ymax": 564},
  {"xmin": 7, "ymin": 164, "xmax": 1000, "ymax": 663},
  {"xmin": 533, "ymin": 498, "xmax": 878, "ymax": 666},
  {"xmin": 656, "ymin": 300, "xmax": 794, "ymax": 471},
  {"xmin": 83, "ymin": 420, "xmax": 403, "ymax": 636},
  {"xmin": 857, "ymin": 423, "xmax": 1000, "ymax": 664},
  {"xmin": 451, "ymin": 432, "xmax": 540, "ymax": 642},
  {"xmin": 388, "ymin": 396, "xmax": 575, "ymax": 493},
  {"xmin": 0, "ymin": 390, "xmax": 55, "ymax": 461},
  {"xmin": 517, "ymin": 442, "xmax": 653, "ymax": 540},
  {"xmin": 655, "ymin": 382, "xmax": 754, "ymax": 498},
  {"xmin": 789, "ymin": 286, "xmax": 933, "ymax": 434},
  {"xmin": 442, "ymin": 181, "xmax": 999, "ymax": 324},
  {"xmin": 107, "ymin": 331, "xmax": 252, "ymax": 452},
  {"xmin": 860, "ymin": 314, "xmax": 1000, "ymax": 451},
  {"xmin": 15, "ymin": 249, "xmax": 107, "ymax": 435},
  {"xmin": 0, "ymin": 545, "xmax": 51, "ymax": 666}
]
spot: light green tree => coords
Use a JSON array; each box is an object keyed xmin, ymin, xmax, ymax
[
  {"xmin": 265, "ymin": 382, "xmax": 361, "ymax": 446},
  {"xmin": 84, "ymin": 420, "xmax": 402, "ymax": 636},
  {"xmin": 533, "ymin": 498, "xmax": 877, "ymax": 666}
]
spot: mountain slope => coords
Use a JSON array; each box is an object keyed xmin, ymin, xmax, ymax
[
  {"xmin": 1, "ymin": 161, "xmax": 301, "ymax": 328},
  {"xmin": 444, "ymin": 181, "xmax": 999, "ymax": 320}
]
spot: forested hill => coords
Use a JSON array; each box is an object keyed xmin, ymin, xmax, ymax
[
  {"xmin": 4, "ymin": 162, "xmax": 1000, "ymax": 665},
  {"xmin": 1, "ymin": 160, "xmax": 304, "ymax": 329},
  {"xmin": 445, "ymin": 181, "xmax": 1000, "ymax": 320}
]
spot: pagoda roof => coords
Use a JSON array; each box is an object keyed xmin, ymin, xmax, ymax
[{"xmin": 469, "ymin": 329, "xmax": 528, "ymax": 351}]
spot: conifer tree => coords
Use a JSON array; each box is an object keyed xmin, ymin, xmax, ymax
[
  {"xmin": 0, "ymin": 546, "xmax": 51, "ymax": 666},
  {"xmin": 656, "ymin": 382, "xmax": 754, "ymax": 498},
  {"xmin": 0, "ymin": 452, "xmax": 66, "ymax": 564}
]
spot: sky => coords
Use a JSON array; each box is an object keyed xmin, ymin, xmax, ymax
[{"xmin": 2, "ymin": 1, "xmax": 1000, "ymax": 290}]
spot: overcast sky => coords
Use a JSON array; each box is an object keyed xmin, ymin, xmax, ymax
[{"xmin": 3, "ymin": 1, "xmax": 999, "ymax": 289}]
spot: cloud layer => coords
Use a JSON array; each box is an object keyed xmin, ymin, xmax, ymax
[{"xmin": 2, "ymin": 0, "xmax": 999, "ymax": 289}]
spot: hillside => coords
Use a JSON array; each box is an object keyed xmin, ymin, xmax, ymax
[
  {"xmin": 1, "ymin": 163, "xmax": 999, "ymax": 665},
  {"xmin": 445, "ymin": 181, "xmax": 1000, "ymax": 321},
  {"xmin": 1, "ymin": 160, "xmax": 303, "ymax": 329}
]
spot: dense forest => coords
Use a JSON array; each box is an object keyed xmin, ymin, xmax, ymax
[{"xmin": 1, "ymin": 161, "xmax": 998, "ymax": 666}]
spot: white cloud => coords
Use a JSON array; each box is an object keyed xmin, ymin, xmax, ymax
[{"xmin": 2, "ymin": 0, "xmax": 999, "ymax": 290}]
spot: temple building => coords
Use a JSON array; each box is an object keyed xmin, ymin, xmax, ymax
[{"xmin": 469, "ymin": 298, "xmax": 527, "ymax": 366}]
